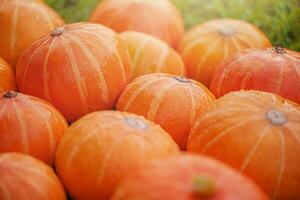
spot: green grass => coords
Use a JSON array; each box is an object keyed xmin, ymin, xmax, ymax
[{"xmin": 44, "ymin": 0, "xmax": 300, "ymax": 51}]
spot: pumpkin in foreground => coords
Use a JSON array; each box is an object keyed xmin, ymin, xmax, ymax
[
  {"xmin": 117, "ymin": 73, "xmax": 215, "ymax": 150},
  {"xmin": 112, "ymin": 154, "xmax": 269, "ymax": 200},
  {"xmin": 120, "ymin": 31, "xmax": 186, "ymax": 79},
  {"xmin": 55, "ymin": 111, "xmax": 179, "ymax": 200},
  {"xmin": 89, "ymin": 0, "xmax": 184, "ymax": 48},
  {"xmin": 188, "ymin": 90, "xmax": 300, "ymax": 200},
  {"xmin": 179, "ymin": 19, "xmax": 271, "ymax": 87},
  {"xmin": 0, "ymin": 57, "xmax": 16, "ymax": 93},
  {"xmin": 0, "ymin": 0, "xmax": 64, "ymax": 67},
  {"xmin": 16, "ymin": 23, "xmax": 132, "ymax": 122},
  {"xmin": 0, "ymin": 91, "xmax": 68, "ymax": 165},
  {"xmin": 210, "ymin": 46, "xmax": 300, "ymax": 104},
  {"xmin": 0, "ymin": 153, "xmax": 66, "ymax": 200}
]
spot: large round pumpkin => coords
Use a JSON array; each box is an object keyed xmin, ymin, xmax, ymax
[
  {"xmin": 0, "ymin": 153, "xmax": 66, "ymax": 200},
  {"xmin": 188, "ymin": 90, "xmax": 300, "ymax": 200},
  {"xmin": 16, "ymin": 23, "xmax": 132, "ymax": 122},
  {"xmin": 89, "ymin": 0, "xmax": 184, "ymax": 48},
  {"xmin": 0, "ymin": 57, "xmax": 16, "ymax": 93},
  {"xmin": 55, "ymin": 111, "xmax": 179, "ymax": 200},
  {"xmin": 117, "ymin": 73, "xmax": 215, "ymax": 149},
  {"xmin": 0, "ymin": 0, "xmax": 64, "ymax": 67},
  {"xmin": 112, "ymin": 154, "xmax": 268, "ymax": 200},
  {"xmin": 179, "ymin": 19, "xmax": 271, "ymax": 87},
  {"xmin": 0, "ymin": 91, "xmax": 68, "ymax": 165},
  {"xmin": 210, "ymin": 46, "xmax": 300, "ymax": 104},
  {"xmin": 120, "ymin": 31, "xmax": 186, "ymax": 79}
]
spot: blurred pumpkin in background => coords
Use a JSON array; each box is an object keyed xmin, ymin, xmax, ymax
[
  {"xmin": 0, "ymin": 57, "xmax": 16, "ymax": 93},
  {"xmin": 179, "ymin": 19, "xmax": 271, "ymax": 87},
  {"xmin": 0, "ymin": 0, "xmax": 64, "ymax": 67},
  {"xmin": 120, "ymin": 31, "xmax": 186, "ymax": 79},
  {"xmin": 188, "ymin": 90, "xmax": 300, "ymax": 200},
  {"xmin": 89, "ymin": 0, "xmax": 184, "ymax": 48}
]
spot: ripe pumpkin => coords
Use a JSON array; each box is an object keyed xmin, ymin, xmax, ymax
[
  {"xmin": 0, "ymin": 57, "xmax": 16, "ymax": 93},
  {"xmin": 55, "ymin": 110, "xmax": 179, "ymax": 200},
  {"xmin": 0, "ymin": 0, "xmax": 64, "ymax": 67},
  {"xmin": 89, "ymin": 0, "xmax": 184, "ymax": 48},
  {"xmin": 16, "ymin": 23, "xmax": 132, "ymax": 122},
  {"xmin": 116, "ymin": 73, "xmax": 215, "ymax": 150},
  {"xmin": 0, "ymin": 153, "xmax": 66, "ymax": 200},
  {"xmin": 210, "ymin": 46, "xmax": 300, "ymax": 104},
  {"xmin": 112, "ymin": 154, "xmax": 269, "ymax": 200},
  {"xmin": 0, "ymin": 91, "xmax": 68, "ymax": 165},
  {"xmin": 178, "ymin": 19, "xmax": 271, "ymax": 87},
  {"xmin": 188, "ymin": 90, "xmax": 300, "ymax": 200},
  {"xmin": 120, "ymin": 31, "xmax": 186, "ymax": 79}
]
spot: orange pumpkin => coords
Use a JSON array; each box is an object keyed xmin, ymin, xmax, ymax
[
  {"xmin": 0, "ymin": 57, "xmax": 16, "ymax": 93},
  {"xmin": 120, "ymin": 31, "xmax": 186, "ymax": 79},
  {"xmin": 89, "ymin": 0, "xmax": 184, "ymax": 48},
  {"xmin": 210, "ymin": 46, "xmax": 300, "ymax": 104},
  {"xmin": 0, "ymin": 0, "xmax": 64, "ymax": 67},
  {"xmin": 16, "ymin": 23, "xmax": 132, "ymax": 122},
  {"xmin": 188, "ymin": 90, "xmax": 300, "ymax": 200},
  {"xmin": 179, "ymin": 19, "xmax": 271, "ymax": 87},
  {"xmin": 0, "ymin": 153, "xmax": 66, "ymax": 200},
  {"xmin": 112, "ymin": 154, "xmax": 269, "ymax": 200},
  {"xmin": 116, "ymin": 73, "xmax": 215, "ymax": 150},
  {"xmin": 0, "ymin": 91, "xmax": 68, "ymax": 165},
  {"xmin": 55, "ymin": 111, "xmax": 179, "ymax": 200}
]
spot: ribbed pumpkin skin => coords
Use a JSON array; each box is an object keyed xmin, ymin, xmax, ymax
[
  {"xmin": 0, "ymin": 0, "xmax": 64, "ymax": 67},
  {"xmin": 0, "ymin": 57, "xmax": 16, "ymax": 93},
  {"xmin": 188, "ymin": 91, "xmax": 300, "ymax": 200},
  {"xmin": 0, "ymin": 91, "xmax": 68, "ymax": 166},
  {"xmin": 0, "ymin": 153, "xmax": 67, "ymax": 200},
  {"xmin": 116, "ymin": 73, "xmax": 215, "ymax": 150},
  {"xmin": 89, "ymin": 0, "xmax": 184, "ymax": 48},
  {"xmin": 210, "ymin": 47, "xmax": 300, "ymax": 104},
  {"xmin": 112, "ymin": 154, "xmax": 269, "ymax": 200},
  {"xmin": 55, "ymin": 111, "xmax": 179, "ymax": 200},
  {"xmin": 178, "ymin": 19, "xmax": 271, "ymax": 87},
  {"xmin": 120, "ymin": 31, "xmax": 186, "ymax": 79},
  {"xmin": 16, "ymin": 23, "xmax": 132, "ymax": 122}
]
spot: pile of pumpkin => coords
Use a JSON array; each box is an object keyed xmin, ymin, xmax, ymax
[{"xmin": 0, "ymin": 0, "xmax": 300, "ymax": 200}]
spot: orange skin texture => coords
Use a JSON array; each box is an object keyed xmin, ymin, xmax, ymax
[
  {"xmin": 16, "ymin": 23, "xmax": 132, "ymax": 122},
  {"xmin": 89, "ymin": 0, "xmax": 184, "ymax": 48},
  {"xmin": 0, "ymin": 57, "xmax": 16, "ymax": 93},
  {"xmin": 0, "ymin": 92, "xmax": 68, "ymax": 166},
  {"xmin": 210, "ymin": 47, "xmax": 300, "ymax": 104},
  {"xmin": 0, "ymin": 0, "xmax": 64, "ymax": 67},
  {"xmin": 112, "ymin": 154, "xmax": 269, "ymax": 200},
  {"xmin": 187, "ymin": 90, "xmax": 300, "ymax": 200},
  {"xmin": 178, "ymin": 19, "xmax": 272, "ymax": 87},
  {"xmin": 120, "ymin": 31, "xmax": 186, "ymax": 79},
  {"xmin": 55, "ymin": 111, "xmax": 179, "ymax": 200},
  {"xmin": 0, "ymin": 153, "xmax": 67, "ymax": 200},
  {"xmin": 116, "ymin": 73, "xmax": 215, "ymax": 150}
]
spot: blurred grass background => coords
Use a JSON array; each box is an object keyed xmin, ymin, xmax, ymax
[{"xmin": 45, "ymin": 0, "xmax": 300, "ymax": 51}]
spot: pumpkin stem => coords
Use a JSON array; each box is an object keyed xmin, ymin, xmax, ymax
[
  {"xmin": 273, "ymin": 45, "xmax": 286, "ymax": 54},
  {"xmin": 266, "ymin": 109, "xmax": 287, "ymax": 126},
  {"xmin": 193, "ymin": 174, "xmax": 216, "ymax": 198},
  {"xmin": 3, "ymin": 91, "xmax": 18, "ymax": 98},
  {"xmin": 219, "ymin": 26, "xmax": 235, "ymax": 37},
  {"xmin": 174, "ymin": 76, "xmax": 191, "ymax": 83},
  {"xmin": 51, "ymin": 27, "xmax": 65, "ymax": 37},
  {"xmin": 124, "ymin": 117, "xmax": 148, "ymax": 130}
]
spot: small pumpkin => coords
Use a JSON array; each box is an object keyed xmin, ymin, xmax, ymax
[
  {"xmin": 120, "ymin": 31, "xmax": 186, "ymax": 79},
  {"xmin": 0, "ymin": 57, "xmax": 16, "ymax": 93},
  {"xmin": 89, "ymin": 0, "xmax": 184, "ymax": 48},
  {"xmin": 117, "ymin": 73, "xmax": 215, "ymax": 149},
  {"xmin": 0, "ymin": 91, "xmax": 68, "ymax": 165},
  {"xmin": 0, "ymin": 0, "xmax": 64, "ymax": 67},
  {"xmin": 0, "ymin": 153, "xmax": 67, "ymax": 200},
  {"xmin": 188, "ymin": 90, "xmax": 300, "ymax": 200},
  {"xmin": 55, "ymin": 110, "xmax": 179, "ymax": 200},
  {"xmin": 179, "ymin": 19, "xmax": 271, "ymax": 87}
]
